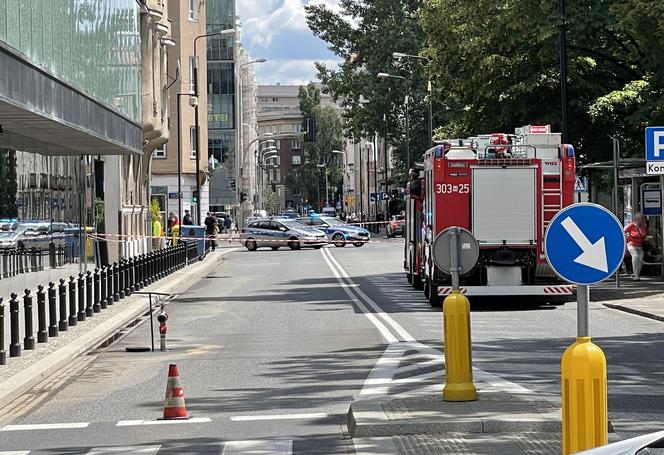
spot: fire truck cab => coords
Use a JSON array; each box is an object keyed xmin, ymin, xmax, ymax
[{"xmin": 406, "ymin": 125, "xmax": 577, "ymax": 306}]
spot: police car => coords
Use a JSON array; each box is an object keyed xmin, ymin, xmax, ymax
[
  {"xmin": 241, "ymin": 218, "xmax": 327, "ymax": 251},
  {"xmin": 297, "ymin": 216, "xmax": 371, "ymax": 247}
]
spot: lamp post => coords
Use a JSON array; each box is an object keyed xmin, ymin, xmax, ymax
[
  {"xmin": 378, "ymin": 72, "xmax": 410, "ymax": 168},
  {"xmin": 192, "ymin": 28, "xmax": 235, "ymax": 224},
  {"xmin": 332, "ymin": 150, "xmax": 346, "ymax": 212},
  {"xmin": 176, "ymin": 92, "xmax": 194, "ymax": 225},
  {"xmin": 392, "ymin": 53, "xmax": 433, "ymax": 148}
]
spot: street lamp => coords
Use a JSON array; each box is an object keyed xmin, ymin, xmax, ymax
[
  {"xmin": 176, "ymin": 91, "xmax": 195, "ymax": 225},
  {"xmin": 378, "ymin": 72, "xmax": 411, "ymax": 169},
  {"xmin": 192, "ymin": 28, "xmax": 235, "ymax": 224},
  {"xmin": 332, "ymin": 150, "xmax": 346, "ymax": 212},
  {"xmin": 392, "ymin": 52, "xmax": 433, "ymax": 148}
]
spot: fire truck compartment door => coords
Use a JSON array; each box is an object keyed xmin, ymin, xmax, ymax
[{"xmin": 472, "ymin": 167, "xmax": 537, "ymax": 245}]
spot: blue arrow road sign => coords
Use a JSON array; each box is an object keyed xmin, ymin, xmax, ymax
[
  {"xmin": 545, "ymin": 203, "xmax": 625, "ymax": 285},
  {"xmin": 645, "ymin": 127, "xmax": 664, "ymax": 161}
]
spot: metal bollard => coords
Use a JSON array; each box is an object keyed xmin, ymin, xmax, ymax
[
  {"xmin": 118, "ymin": 260, "xmax": 125, "ymax": 299},
  {"xmin": 108, "ymin": 264, "xmax": 115, "ymax": 305},
  {"xmin": 9, "ymin": 293, "xmax": 20, "ymax": 357},
  {"xmin": 49, "ymin": 242, "xmax": 56, "ymax": 269},
  {"xmin": 0, "ymin": 298, "xmax": 5, "ymax": 365},
  {"xmin": 38, "ymin": 247, "xmax": 44, "ymax": 271},
  {"xmin": 158, "ymin": 309, "xmax": 168, "ymax": 352},
  {"xmin": 48, "ymin": 282, "xmax": 58, "ymax": 337},
  {"xmin": 124, "ymin": 259, "xmax": 131, "ymax": 297},
  {"xmin": 93, "ymin": 268, "xmax": 101, "ymax": 313},
  {"xmin": 2, "ymin": 249, "xmax": 7, "ymax": 278},
  {"xmin": 128, "ymin": 257, "xmax": 135, "ymax": 293},
  {"xmin": 68, "ymin": 276, "xmax": 77, "ymax": 326},
  {"xmin": 85, "ymin": 270, "xmax": 93, "ymax": 317},
  {"xmin": 77, "ymin": 273, "xmax": 86, "ymax": 322},
  {"xmin": 112, "ymin": 262, "xmax": 120, "ymax": 302},
  {"xmin": 23, "ymin": 289, "xmax": 35, "ymax": 350},
  {"xmin": 37, "ymin": 285, "xmax": 47, "ymax": 343},
  {"xmin": 135, "ymin": 255, "xmax": 143, "ymax": 290},
  {"xmin": 30, "ymin": 247, "xmax": 37, "ymax": 272},
  {"xmin": 100, "ymin": 266, "xmax": 108, "ymax": 310},
  {"xmin": 58, "ymin": 279, "xmax": 68, "ymax": 332},
  {"xmin": 158, "ymin": 249, "xmax": 165, "ymax": 279}
]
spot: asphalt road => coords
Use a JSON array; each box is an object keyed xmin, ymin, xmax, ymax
[{"xmin": 1, "ymin": 238, "xmax": 663, "ymax": 454}]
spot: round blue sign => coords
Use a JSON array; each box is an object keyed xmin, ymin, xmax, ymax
[{"xmin": 545, "ymin": 203, "xmax": 626, "ymax": 285}]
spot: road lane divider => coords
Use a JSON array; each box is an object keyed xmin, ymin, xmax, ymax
[
  {"xmin": 116, "ymin": 418, "xmax": 211, "ymax": 427},
  {"xmin": 1, "ymin": 422, "xmax": 90, "ymax": 431},
  {"xmin": 230, "ymin": 413, "xmax": 329, "ymax": 422}
]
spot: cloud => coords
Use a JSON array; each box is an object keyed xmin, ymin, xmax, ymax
[
  {"xmin": 237, "ymin": 0, "xmax": 342, "ymax": 84},
  {"xmin": 254, "ymin": 59, "xmax": 340, "ymax": 86}
]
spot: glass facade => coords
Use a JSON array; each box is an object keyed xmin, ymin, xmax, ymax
[
  {"xmin": 206, "ymin": 0, "xmax": 236, "ymax": 207},
  {"xmin": 0, "ymin": 0, "xmax": 141, "ymax": 122}
]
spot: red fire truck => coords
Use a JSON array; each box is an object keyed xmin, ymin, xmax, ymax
[{"xmin": 405, "ymin": 125, "xmax": 577, "ymax": 306}]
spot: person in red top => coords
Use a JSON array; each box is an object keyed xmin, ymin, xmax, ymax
[{"xmin": 624, "ymin": 212, "xmax": 648, "ymax": 280}]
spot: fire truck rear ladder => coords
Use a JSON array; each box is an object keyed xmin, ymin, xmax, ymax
[{"xmin": 541, "ymin": 174, "xmax": 563, "ymax": 258}]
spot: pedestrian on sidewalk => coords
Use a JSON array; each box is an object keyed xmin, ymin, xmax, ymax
[
  {"xmin": 204, "ymin": 212, "xmax": 218, "ymax": 252},
  {"xmin": 183, "ymin": 210, "xmax": 194, "ymax": 226},
  {"xmin": 625, "ymin": 212, "xmax": 648, "ymax": 280},
  {"xmin": 152, "ymin": 215, "xmax": 165, "ymax": 250}
]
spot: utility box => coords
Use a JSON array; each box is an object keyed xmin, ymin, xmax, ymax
[{"xmin": 180, "ymin": 225, "xmax": 206, "ymax": 257}]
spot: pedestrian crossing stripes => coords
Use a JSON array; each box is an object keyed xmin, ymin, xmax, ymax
[{"xmin": 0, "ymin": 440, "xmax": 294, "ymax": 455}]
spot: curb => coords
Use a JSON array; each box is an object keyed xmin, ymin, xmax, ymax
[
  {"xmin": 0, "ymin": 249, "xmax": 236, "ymax": 410},
  {"xmin": 347, "ymin": 398, "xmax": 561, "ymax": 438},
  {"xmin": 603, "ymin": 302, "xmax": 664, "ymax": 323}
]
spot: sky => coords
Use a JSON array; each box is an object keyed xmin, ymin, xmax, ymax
[{"xmin": 236, "ymin": 0, "xmax": 342, "ymax": 86}]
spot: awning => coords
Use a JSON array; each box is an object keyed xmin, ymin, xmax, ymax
[{"xmin": 0, "ymin": 43, "xmax": 142, "ymax": 156}]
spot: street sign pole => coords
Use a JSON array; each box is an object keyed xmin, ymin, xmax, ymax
[
  {"xmin": 545, "ymin": 203, "xmax": 623, "ymax": 454},
  {"xmin": 449, "ymin": 227, "xmax": 459, "ymax": 290}
]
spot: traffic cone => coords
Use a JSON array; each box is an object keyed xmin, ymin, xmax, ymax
[{"xmin": 160, "ymin": 364, "xmax": 190, "ymax": 420}]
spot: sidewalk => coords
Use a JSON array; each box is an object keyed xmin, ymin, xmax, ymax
[
  {"xmin": 0, "ymin": 248, "xmax": 236, "ymax": 410},
  {"xmin": 592, "ymin": 275, "xmax": 664, "ymax": 321}
]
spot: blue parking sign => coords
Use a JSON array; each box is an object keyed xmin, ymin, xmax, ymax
[
  {"xmin": 646, "ymin": 127, "xmax": 664, "ymax": 161},
  {"xmin": 545, "ymin": 203, "xmax": 625, "ymax": 285}
]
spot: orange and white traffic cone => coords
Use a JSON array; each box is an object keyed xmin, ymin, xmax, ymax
[{"xmin": 160, "ymin": 364, "xmax": 190, "ymax": 420}]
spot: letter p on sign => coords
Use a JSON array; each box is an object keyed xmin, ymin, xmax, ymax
[{"xmin": 646, "ymin": 127, "xmax": 664, "ymax": 161}]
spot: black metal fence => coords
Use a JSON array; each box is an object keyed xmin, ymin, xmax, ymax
[
  {"xmin": 0, "ymin": 241, "xmax": 198, "ymax": 366},
  {"xmin": 0, "ymin": 244, "xmax": 76, "ymax": 279}
]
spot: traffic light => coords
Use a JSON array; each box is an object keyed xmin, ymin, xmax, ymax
[
  {"xmin": 192, "ymin": 190, "xmax": 199, "ymax": 204},
  {"xmin": 240, "ymin": 192, "xmax": 248, "ymax": 203}
]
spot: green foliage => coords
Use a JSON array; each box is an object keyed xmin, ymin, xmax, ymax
[
  {"xmin": 305, "ymin": 0, "xmax": 431, "ymax": 174},
  {"xmin": 285, "ymin": 83, "xmax": 343, "ymax": 207},
  {"xmin": 149, "ymin": 198, "xmax": 161, "ymax": 220}
]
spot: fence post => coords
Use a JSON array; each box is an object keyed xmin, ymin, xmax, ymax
[
  {"xmin": 129, "ymin": 257, "xmax": 135, "ymax": 293},
  {"xmin": 124, "ymin": 259, "xmax": 131, "ymax": 297},
  {"xmin": 136, "ymin": 255, "xmax": 143, "ymax": 290},
  {"xmin": 2, "ymin": 249, "xmax": 7, "ymax": 278},
  {"xmin": 93, "ymin": 268, "xmax": 101, "ymax": 313},
  {"xmin": 68, "ymin": 276, "xmax": 77, "ymax": 326},
  {"xmin": 77, "ymin": 273, "xmax": 86, "ymax": 322},
  {"xmin": 100, "ymin": 266, "xmax": 108, "ymax": 310},
  {"xmin": 38, "ymin": 246, "xmax": 44, "ymax": 271},
  {"xmin": 85, "ymin": 271, "xmax": 93, "ymax": 317},
  {"xmin": 58, "ymin": 279, "xmax": 68, "ymax": 332},
  {"xmin": 48, "ymin": 282, "xmax": 58, "ymax": 337},
  {"xmin": 30, "ymin": 247, "xmax": 37, "ymax": 272},
  {"xmin": 37, "ymin": 285, "xmax": 47, "ymax": 343},
  {"xmin": 113, "ymin": 262, "xmax": 120, "ymax": 302},
  {"xmin": 23, "ymin": 289, "xmax": 35, "ymax": 350},
  {"xmin": 9, "ymin": 293, "xmax": 20, "ymax": 357},
  {"xmin": 0, "ymin": 298, "xmax": 5, "ymax": 365},
  {"xmin": 118, "ymin": 260, "xmax": 125, "ymax": 299}
]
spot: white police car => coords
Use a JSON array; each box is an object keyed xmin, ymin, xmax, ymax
[
  {"xmin": 241, "ymin": 218, "xmax": 327, "ymax": 251},
  {"xmin": 297, "ymin": 216, "xmax": 370, "ymax": 247}
]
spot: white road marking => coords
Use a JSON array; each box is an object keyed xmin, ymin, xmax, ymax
[
  {"xmin": 221, "ymin": 440, "xmax": 292, "ymax": 455},
  {"xmin": 1, "ymin": 422, "xmax": 90, "ymax": 431},
  {"xmin": 87, "ymin": 446, "xmax": 161, "ymax": 454},
  {"xmin": 115, "ymin": 417, "xmax": 211, "ymax": 426},
  {"xmin": 320, "ymin": 248, "xmax": 398, "ymax": 343},
  {"xmin": 321, "ymin": 248, "xmax": 543, "ymax": 400},
  {"xmin": 0, "ymin": 451, "xmax": 31, "ymax": 455},
  {"xmin": 230, "ymin": 413, "xmax": 329, "ymax": 421}
]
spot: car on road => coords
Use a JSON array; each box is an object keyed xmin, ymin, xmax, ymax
[
  {"xmin": 241, "ymin": 218, "xmax": 327, "ymax": 251},
  {"xmin": 386, "ymin": 215, "xmax": 405, "ymax": 238},
  {"xmin": 297, "ymin": 216, "xmax": 370, "ymax": 248}
]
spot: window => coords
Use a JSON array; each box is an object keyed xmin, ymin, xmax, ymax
[
  {"xmin": 188, "ymin": 0, "xmax": 199, "ymax": 21},
  {"xmin": 292, "ymin": 140, "xmax": 301, "ymax": 150},
  {"xmin": 189, "ymin": 56, "xmax": 197, "ymax": 93},
  {"xmin": 292, "ymin": 155, "xmax": 301, "ymax": 165},
  {"xmin": 154, "ymin": 144, "xmax": 166, "ymax": 159},
  {"xmin": 190, "ymin": 127, "xmax": 197, "ymax": 159}
]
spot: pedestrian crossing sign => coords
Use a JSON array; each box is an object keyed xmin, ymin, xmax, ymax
[{"xmin": 574, "ymin": 176, "xmax": 586, "ymax": 193}]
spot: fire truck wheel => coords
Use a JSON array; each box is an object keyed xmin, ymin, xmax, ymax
[
  {"xmin": 412, "ymin": 274, "xmax": 423, "ymax": 290},
  {"xmin": 406, "ymin": 272, "xmax": 413, "ymax": 284},
  {"xmin": 332, "ymin": 233, "xmax": 346, "ymax": 247},
  {"xmin": 425, "ymin": 279, "xmax": 442, "ymax": 307}
]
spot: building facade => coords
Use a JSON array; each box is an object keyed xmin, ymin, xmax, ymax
[
  {"xmin": 151, "ymin": 0, "xmax": 209, "ymax": 226},
  {"xmin": 0, "ymin": 0, "xmax": 147, "ymax": 263}
]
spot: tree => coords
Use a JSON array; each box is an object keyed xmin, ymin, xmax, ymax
[
  {"xmin": 285, "ymin": 83, "xmax": 343, "ymax": 208},
  {"xmin": 305, "ymin": 0, "xmax": 432, "ymax": 177}
]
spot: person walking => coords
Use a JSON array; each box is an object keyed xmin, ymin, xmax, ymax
[
  {"xmin": 152, "ymin": 215, "xmax": 164, "ymax": 250},
  {"xmin": 624, "ymin": 212, "xmax": 648, "ymax": 280},
  {"xmin": 183, "ymin": 210, "xmax": 194, "ymax": 226},
  {"xmin": 204, "ymin": 212, "xmax": 218, "ymax": 252}
]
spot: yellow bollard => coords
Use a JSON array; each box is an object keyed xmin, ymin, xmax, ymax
[
  {"xmin": 443, "ymin": 291, "xmax": 477, "ymax": 401},
  {"xmin": 561, "ymin": 336, "xmax": 608, "ymax": 455}
]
